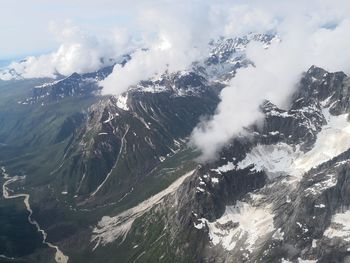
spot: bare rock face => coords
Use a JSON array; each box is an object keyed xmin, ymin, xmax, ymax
[{"xmin": 127, "ymin": 66, "xmax": 350, "ymax": 263}]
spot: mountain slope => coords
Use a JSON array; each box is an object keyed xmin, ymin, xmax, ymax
[
  {"xmin": 85, "ymin": 66, "xmax": 350, "ymax": 263},
  {"xmin": 0, "ymin": 34, "xmax": 314, "ymax": 263},
  {"xmin": 52, "ymin": 71, "xmax": 221, "ymax": 204}
]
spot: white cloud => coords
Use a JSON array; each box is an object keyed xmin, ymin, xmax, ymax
[
  {"xmin": 99, "ymin": 1, "xmax": 281, "ymax": 96},
  {"xmin": 191, "ymin": 37, "xmax": 306, "ymax": 161},
  {"xmin": 101, "ymin": 1, "xmax": 218, "ymax": 95},
  {"xmin": 310, "ymin": 18, "xmax": 350, "ymax": 73},
  {"xmin": 191, "ymin": 2, "xmax": 350, "ymax": 162},
  {"xmin": 0, "ymin": 21, "xmax": 133, "ymax": 80},
  {"xmin": 101, "ymin": 39, "xmax": 202, "ymax": 95},
  {"xmin": 223, "ymin": 5, "xmax": 278, "ymax": 37},
  {"xmin": 2, "ymin": 0, "xmax": 350, "ymax": 162}
]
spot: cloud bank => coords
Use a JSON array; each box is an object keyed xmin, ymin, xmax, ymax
[
  {"xmin": 3, "ymin": 0, "xmax": 350, "ymax": 162},
  {"xmin": 100, "ymin": 1, "xmax": 280, "ymax": 95},
  {"xmin": 191, "ymin": 1, "xmax": 350, "ymax": 161},
  {"xmin": 0, "ymin": 21, "xmax": 133, "ymax": 80},
  {"xmin": 101, "ymin": 1, "xmax": 219, "ymax": 95}
]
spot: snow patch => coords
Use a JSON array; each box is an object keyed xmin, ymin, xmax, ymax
[
  {"xmin": 211, "ymin": 177, "xmax": 219, "ymax": 184},
  {"xmin": 305, "ymin": 174, "xmax": 337, "ymax": 196},
  {"xmin": 103, "ymin": 111, "xmax": 119, "ymax": 123},
  {"xmin": 196, "ymin": 186, "xmax": 205, "ymax": 193},
  {"xmin": 139, "ymin": 84, "xmax": 167, "ymax": 93},
  {"xmin": 207, "ymin": 201, "xmax": 274, "ymax": 252},
  {"xmin": 298, "ymin": 258, "xmax": 317, "ymax": 263},
  {"xmin": 194, "ymin": 218, "xmax": 206, "ymax": 230},
  {"xmin": 314, "ymin": 204, "xmax": 326, "ymax": 208},
  {"xmin": 237, "ymin": 108, "xmax": 350, "ymax": 183},
  {"xmin": 324, "ymin": 210, "xmax": 350, "ymax": 242},
  {"xmin": 272, "ymin": 228, "xmax": 284, "ymax": 240},
  {"xmin": 237, "ymin": 143, "xmax": 300, "ymax": 180},
  {"xmin": 211, "ymin": 162, "xmax": 235, "ymax": 174},
  {"xmin": 294, "ymin": 109, "xmax": 350, "ymax": 172},
  {"xmin": 269, "ymin": 131, "xmax": 280, "ymax": 135},
  {"xmin": 116, "ymin": 93, "xmax": 129, "ymax": 111}
]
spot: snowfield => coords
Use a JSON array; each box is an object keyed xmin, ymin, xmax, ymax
[
  {"xmin": 238, "ymin": 108, "xmax": 350, "ymax": 183},
  {"xmin": 206, "ymin": 201, "xmax": 274, "ymax": 252},
  {"xmin": 204, "ymin": 105, "xmax": 350, "ymax": 253}
]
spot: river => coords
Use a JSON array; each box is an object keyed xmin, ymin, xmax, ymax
[{"xmin": 1, "ymin": 166, "xmax": 69, "ymax": 263}]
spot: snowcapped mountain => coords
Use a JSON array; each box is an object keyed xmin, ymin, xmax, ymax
[
  {"xmin": 10, "ymin": 33, "xmax": 275, "ymax": 106},
  {"xmin": 1, "ymin": 34, "xmax": 350, "ymax": 263},
  {"xmin": 12, "ymin": 34, "xmax": 271, "ymax": 204},
  {"xmin": 93, "ymin": 65, "xmax": 350, "ymax": 263},
  {"xmin": 19, "ymin": 62, "xmax": 120, "ymax": 105},
  {"xmin": 204, "ymin": 33, "xmax": 278, "ymax": 81}
]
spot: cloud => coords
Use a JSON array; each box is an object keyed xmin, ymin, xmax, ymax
[
  {"xmin": 99, "ymin": 1, "xmax": 283, "ymax": 96},
  {"xmin": 1, "ymin": 0, "xmax": 279, "ymax": 83},
  {"xmin": 3, "ymin": 0, "xmax": 350, "ymax": 162},
  {"xmin": 223, "ymin": 5, "xmax": 278, "ymax": 36},
  {"xmin": 97, "ymin": 0, "xmax": 350, "ymax": 161},
  {"xmin": 0, "ymin": 21, "xmax": 133, "ymax": 80},
  {"xmin": 191, "ymin": 36, "xmax": 306, "ymax": 161},
  {"xmin": 100, "ymin": 40, "xmax": 202, "ymax": 95},
  {"xmin": 100, "ymin": 1, "xmax": 219, "ymax": 95},
  {"xmin": 191, "ymin": 1, "xmax": 350, "ymax": 162}
]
